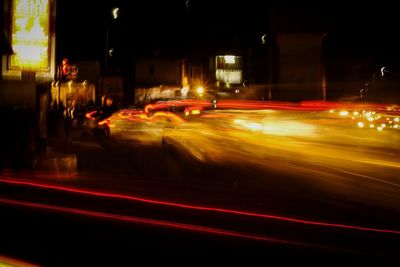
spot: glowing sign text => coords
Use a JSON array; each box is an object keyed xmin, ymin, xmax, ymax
[{"xmin": 10, "ymin": 0, "xmax": 50, "ymax": 71}]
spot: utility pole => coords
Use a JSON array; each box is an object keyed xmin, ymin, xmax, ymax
[{"xmin": 105, "ymin": 7, "xmax": 120, "ymax": 76}]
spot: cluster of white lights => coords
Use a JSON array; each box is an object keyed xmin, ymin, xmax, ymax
[{"xmin": 332, "ymin": 109, "xmax": 400, "ymax": 132}]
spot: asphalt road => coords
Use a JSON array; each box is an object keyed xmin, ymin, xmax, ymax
[
  {"xmin": 1, "ymin": 179, "xmax": 399, "ymax": 266},
  {"xmin": 1, "ymin": 101, "xmax": 400, "ymax": 265}
]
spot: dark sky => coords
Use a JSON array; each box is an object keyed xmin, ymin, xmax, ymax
[
  {"xmin": 56, "ymin": 0, "xmax": 260, "ymax": 60},
  {"xmin": 55, "ymin": 1, "xmax": 400, "ymax": 64}
]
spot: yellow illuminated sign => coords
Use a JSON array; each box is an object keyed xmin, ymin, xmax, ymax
[{"xmin": 10, "ymin": 0, "xmax": 50, "ymax": 71}]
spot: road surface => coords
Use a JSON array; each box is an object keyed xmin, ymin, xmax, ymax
[{"xmin": 1, "ymin": 100, "xmax": 400, "ymax": 265}]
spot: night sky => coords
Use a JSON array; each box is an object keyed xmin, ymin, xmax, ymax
[
  {"xmin": 0, "ymin": 0, "xmax": 397, "ymax": 65},
  {"xmin": 55, "ymin": 1, "xmax": 400, "ymax": 63}
]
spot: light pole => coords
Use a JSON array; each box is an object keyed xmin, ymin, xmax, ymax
[
  {"xmin": 105, "ymin": 23, "xmax": 109, "ymax": 75},
  {"xmin": 261, "ymin": 33, "xmax": 273, "ymax": 100},
  {"xmin": 105, "ymin": 7, "xmax": 119, "ymax": 75}
]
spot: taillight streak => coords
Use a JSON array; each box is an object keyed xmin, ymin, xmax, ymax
[{"xmin": 1, "ymin": 177, "xmax": 399, "ymax": 235}]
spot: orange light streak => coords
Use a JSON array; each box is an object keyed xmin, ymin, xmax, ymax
[{"xmin": 85, "ymin": 110, "xmax": 98, "ymax": 120}]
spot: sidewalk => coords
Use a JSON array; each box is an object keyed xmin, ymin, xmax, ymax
[
  {"xmin": 32, "ymin": 147, "xmax": 77, "ymax": 175},
  {"xmin": 32, "ymin": 119, "xmax": 78, "ymax": 174}
]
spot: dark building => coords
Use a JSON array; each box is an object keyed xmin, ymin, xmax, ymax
[{"xmin": 51, "ymin": 1, "xmax": 400, "ymax": 105}]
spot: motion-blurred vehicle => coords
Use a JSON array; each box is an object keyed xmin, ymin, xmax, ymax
[
  {"xmin": 82, "ymin": 108, "xmax": 111, "ymax": 139},
  {"xmin": 107, "ymin": 107, "xmax": 186, "ymax": 145},
  {"xmin": 0, "ymin": 255, "xmax": 38, "ymax": 267}
]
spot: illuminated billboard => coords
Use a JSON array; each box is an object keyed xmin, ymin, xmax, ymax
[
  {"xmin": 215, "ymin": 55, "xmax": 242, "ymax": 85},
  {"xmin": 10, "ymin": 0, "xmax": 50, "ymax": 71}
]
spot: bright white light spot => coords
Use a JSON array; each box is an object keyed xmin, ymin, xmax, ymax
[
  {"xmin": 196, "ymin": 87, "xmax": 204, "ymax": 95},
  {"xmin": 248, "ymin": 123, "xmax": 263, "ymax": 131},
  {"xmin": 262, "ymin": 122, "xmax": 315, "ymax": 136},
  {"xmin": 235, "ymin": 119, "xmax": 315, "ymax": 136},
  {"xmin": 377, "ymin": 126, "xmax": 383, "ymax": 131},
  {"xmin": 261, "ymin": 34, "xmax": 267, "ymax": 45},
  {"xmin": 370, "ymin": 124, "xmax": 375, "ymax": 128},
  {"xmin": 339, "ymin": 111, "xmax": 349, "ymax": 116},
  {"xmin": 381, "ymin": 67, "xmax": 386, "ymax": 76},
  {"xmin": 224, "ymin": 55, "xmax": 235, "ymax": 64},
  {"xmin": 112, "ymin": 8, "xmax": 119, "ymax": 19},
  {"xmin": 357, "ymin": 122, "xmax": 364, "ymax": 128}
]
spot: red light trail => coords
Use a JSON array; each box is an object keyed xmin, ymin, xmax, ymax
[
  {"xmin": 1, "ymin": 177, "xmax": 400, "ymax": 235},
  {"xmin": 142, "ymin": 99, "xmax": 399, "ymax": 114},
  {"xmin": 0, "ymin": 197, "xmax": 325, "ymax": 249}
]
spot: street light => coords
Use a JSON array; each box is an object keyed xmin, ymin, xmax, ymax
[
  {"xmin": 196, "ymin": 86, "xmax": 204, "ymax": 96},
  {"xmin": 261, "ymin": 34, "xmax": 267, "ymax": 45},
  {"xmin": 261, "ymin": 33, "xmax": 273, "ymax": 100},
  {"xmin": 105, "ymin": 7, "xmax": 120, "ymax": 75},
  {"xmin": 112, "ymin": 7, "xmax": 120, "ymax": 19}
]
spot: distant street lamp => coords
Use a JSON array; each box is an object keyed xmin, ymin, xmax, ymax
[
  {"xmin": 261, "ymin": 34, "xmax": 267, "ymax": 45},
  {"xmin": 112, "ymin": 8, "xmax": 120, "ymax": 20},
  {"xmin": 261, "ymin": 33, "xmax": 273, "ymax": 100},
  {"xmin": 196, "ymin": 86, "xmax": 204, "ymax": 96},
  {"xmin": 105, "ymin": 7, "xmax": 120, "ymax": 75}
]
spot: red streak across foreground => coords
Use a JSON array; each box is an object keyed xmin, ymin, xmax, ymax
[
  {"xmin": 0, "ymin": 198, "xmax": 331, "ymax": 249},
  {"xmin": 1, "ymin": 177, "xmax": 400, "ymax": 235}
]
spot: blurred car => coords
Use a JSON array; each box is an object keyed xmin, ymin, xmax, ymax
[
  {"xmin": 0, "ymin": 255, "xmax": 38, "ymax": 267},
  {"xmin": 82, "ymin": 108, "xmax": 111, "ymax": 139}
]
